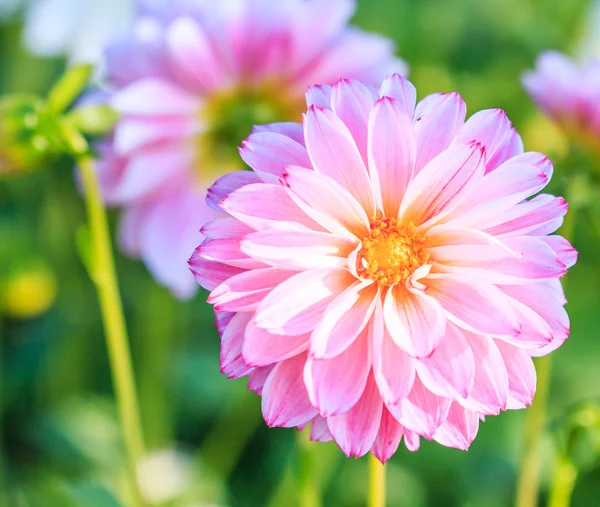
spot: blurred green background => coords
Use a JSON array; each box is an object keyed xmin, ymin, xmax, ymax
[{"xmin": 1, "ymin": 0, "xmax": 600, "ymax": 505}]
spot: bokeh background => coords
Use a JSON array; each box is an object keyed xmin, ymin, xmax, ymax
[{"xmin": 1, "ymin": 0, "xmax": 600, "ymax": 506}]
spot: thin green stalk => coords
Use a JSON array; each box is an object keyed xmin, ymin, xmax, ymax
[
  {"xmin": 514, "ymin": 199, "xmax": 576, "ymax": 507},
  {"xmin": 514, "ymin": 354, "xmax": 553, "ymax": 507},
  {"xmin": 297, "ymin": 430, "xmax": 321, "ymax": 507},
  {"xmin": 547, "ymin": 455, "xmax": 577, "ymax": 507},
  {"xmin": 66, "ymin": 125, "xmax": 146, "ymax": 506},
  {"xmin": 368, "ymin": 454, "xmax": 385, "ymax": 507}
]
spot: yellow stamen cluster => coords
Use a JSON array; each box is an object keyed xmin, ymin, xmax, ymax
[{"xmin": 358, "ymin": 217, "xmax": 430, "ymax": 286}]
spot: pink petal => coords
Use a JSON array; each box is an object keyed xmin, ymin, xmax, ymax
[
  {"xmin": 188, "ymin": 250, "xmax": 245, "ymax": 291},
  {"xmin": 368, "ymin": 96, "xmax": 417, "ymax": 217},
  {"xmin": 243, "ymin": 320, "xmax": 309, "ymax": 367},
  {"xmin": 383, "ymin": 285, "xmax": 447, "ymax": 358},
  {"xmin": 433, "ymin": 403, "xmax": 480, "ymax": 450},
  {"xmin": 502, "ymin": 282, "xmax": 569, "ymax": 348},
  {"xmin": 435, "ymin": 235, "xmax": 567, "ymax": 284},
  {"xmin": 110, "ymin": 145, "xmax": 191, "ymax": 202},
  {"xmin": 215, "ymin": 311, "xmax": 234, "ymax": 337},
  {"xmin": 540, "ymin": 235, "xmax": 577, "ymax": 268},
  {"xmin": 254, "ymin": 268, "xmax": 354, "ymax": 336},
  {"xmin": 400, "ymin": 143, "xmax": 485, "ymax": 226},
  {"xmin": 487, "ymin": 128, "xmax": 524, "ymax": 172},
  {"xmin": 201, "ymin": 217, "xmax": 253, "ymax": 240},
  {"xmin": 310, "ymin": 282, "xmax": 377, "ymax": 359},
  {"xmin": 304, "ymin": 106, "xmax": 375, "ymax": 214},
  {"xmin": 117, "ymin": 201, "xmax": 146, "ymax": 255},
  {"xmin": 327, "ymin": 372, "xmax": 383, "ymax": 458},
  {"xmin": 305, "ymin": 84, "xmax": 333, "ymax": 109},
  {"xmin": 221, "ymin": 183, "xmax": 323, "ymax": 232},
  {"xmin": 454, "ymin": 109, "xmax": 513, "ymax": 169},
  {"xmin": 372, "ymin": 299, "xmax": 416, "ymax": 404},
  {"xmin": 248, "ymin": 365, "xmax": 274, "ymax": 395},
  {"xmin": 111, "ymin": 78, "xmax": 198, "ymax": 115},
  {"xmin": 447, "ymin": 156, "xmax": 552, "ymax": 227},
  {"xmin": 304, "ymin": 330, "xmax": 370, "ymax": 416},
  {"xmin": 283, "ymin": 166, "xmax": 370, "ymax": 239},
  {"xmin": 240, "ymin": 230, "xmax": 355, "ymax": 270},
  {"xmin": 206, "ymin": 170, "xmax": 263, "ymax": 211},
  {"xmin": 495, "ymin": 340, "xmax": 536, "ymax": 409},
  {"xmin": 413, "ymin": 92, "xmax": 467, "ymax": 172},
  {"xmin": 331, "ymin": 79, "xmax": 377, "ymax": 163},
  {"xmin": 220, "ymin": 312, "xmax": 254, "ymax": 379},
  {"xmin": 113, "ymin": 116, "xmax": 198, "ymax": 156},
  {"xmin": 426, "ymin": 275, "xmax": 521, "ymax": 336},
  {"xmin": 262, "ymin": 353, "xmax": 318, "ymax": 428},
  {"xmin": 403, "ymin": 430, "xmax": 421, "ymax": 451},
  {"xmin": 310, "ymin": 415, "xmax": 333, "ymax": 443},
  {"xmin": 296, "ymin": 28, "xmax": 400, "ymax": 92},
  {"xmin": 253, "ymin": 122, "xmax": 305, "ymax": 145},
  {"xmin": 239, "ymin": 132, "xmax": 311, "ymax": 181},
  {"xmin": 165, "ymin": 17, "xmax": 226, "ymax": 91},
  {"xmin": 197, "ymin": 238, "xmax": 266, "ymax": 270},
  {"xmin": 379, "ymin": 74, "xmax": 417, "ymax": 116},
  {"xmin": 417, "ymin": 323, "xmax": 475, "ymax": 399},
  {"xmin": 483, "ymin": 195, "xmax": 568, "ymax": 237},
  {"xmin": 288, "ymin": 0, "xmax": 355, "ymax": 65},
  {"xmin": 459, "ymin": 333, "xmax": 509, "ymax": 415},
  {"xmin": 371, "ymin": 407, "xmax": 405, "ymax": 463},
  {"xmin": 208, "ymin": 267, "xmax": 293, "ymax": 312},
  {"xmin": 389, "ymin": 376, "xmax": 452, "ymax": 438},
  {"xmin": 493, "ymin": 291, "xmax": 553, "ymax": 350}
]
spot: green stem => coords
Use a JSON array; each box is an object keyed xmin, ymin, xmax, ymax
[
  {"xmin": 73, "ymin": 142, "xmax": 146, "ymax": 506},
  {"xmin": 514, "ymin": 198, "xmax": 576, "ymax": 507},
  {"xmin": 514, "ymin": 354, "xmax": 553, "ymax": 507},
  {"xmin": 297, "ymin": 430, "xmax": 321, "ymax": 507},
  {"xmin": 368, "ymin": 454, "xmax": 385, "ymax": 507},
  {"xmin": 547, "ymin": 455, "xmax": 577, "ymax": 507}
]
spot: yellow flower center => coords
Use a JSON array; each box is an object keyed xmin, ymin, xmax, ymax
[{"xmin": 358, "ymin": 217, "xmax": 430, "ymax": 286}]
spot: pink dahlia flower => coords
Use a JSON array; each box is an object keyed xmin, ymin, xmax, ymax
[
  {"xmin": 189, "ymin": 75, "xmax": 577, "ymax": 462},
  {"xmin": 523, "ymin": 51, "xmax": 600, "ymax": 152},
  {"xmin": 95, "ymin": 0, "xmax": 405, "ymax": 298}
]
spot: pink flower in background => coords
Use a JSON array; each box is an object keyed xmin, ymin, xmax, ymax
[
  {"xmin": 96, "ymin": 0, "xmax": 405, "ymax": 298},
  {"xmin": 523, "ymin": 51, "xmax": 600, "ymax": 152},
  {"xmin": 190, "ymin": 75, "xmax": 576, "ymax": 461}
]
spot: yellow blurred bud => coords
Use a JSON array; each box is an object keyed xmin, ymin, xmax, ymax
[
  {"xmin": 0, "ymin": 95, "xmax": 62, "ymax": 178},
  {"xmin": 521, "ymin": 112, "xmax": 569, "ymax": 159},
  {"xmin": 1, "ymin": 264, "xmax": 58, "ymax": 319}
]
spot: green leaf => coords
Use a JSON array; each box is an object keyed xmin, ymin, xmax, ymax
[
  {"xmin": 67, "ymin": 104, "xmax": 119, "ymax": 136},
  {"xmin": 47, "ymin": 64, "xmax": 94, "ymax": 113}
]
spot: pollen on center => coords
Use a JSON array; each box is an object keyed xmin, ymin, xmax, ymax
[{"xmin": 358, "ymin": 217, "xmax": 430, "ymax": 286}]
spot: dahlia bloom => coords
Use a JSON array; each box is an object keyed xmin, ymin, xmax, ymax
[
  {"xmin": 190, "ymin": 75, "xmax": 576, "ymax": 461},
  {"xmin": 523, "ymin": 51, "xmax": 600, "ymax": 153},
  {"xmin": 95, "ymin": 0, "xmax": 405, "ymax": 298}
]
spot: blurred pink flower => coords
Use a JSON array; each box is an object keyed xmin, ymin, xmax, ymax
[
  {"xmin": 95, "ymin": 0, "xmax": 405, "ymax": 298},
  {"xmin": 190, "ymin": 75, "xmax": 576, "ymax": 462},
  {"xmin": 523, "ymin": 51, "xmax": 600, "ymax": 152}
]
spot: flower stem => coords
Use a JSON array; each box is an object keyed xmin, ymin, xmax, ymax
[
  {"xmin": 514, "ymin": 353, "xmax": 553, "ymax": 507},
  {"xmin": 75, "ymin": 147, "xmax": 146, "ymax": 506},
  {"xmin": 547, "ymin": 455, "xmax": 577, "ymax": 507},
  {"xmin": 515, "ymin": 200, "xmax": 576, "ymax": 507},
  {"xmin": 297, "ymin": 430, "xmax": 321, "ymax": 507},
  {"xmin": 368, "ymin": 454, "xmax": 386, "ymax": 507}
]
